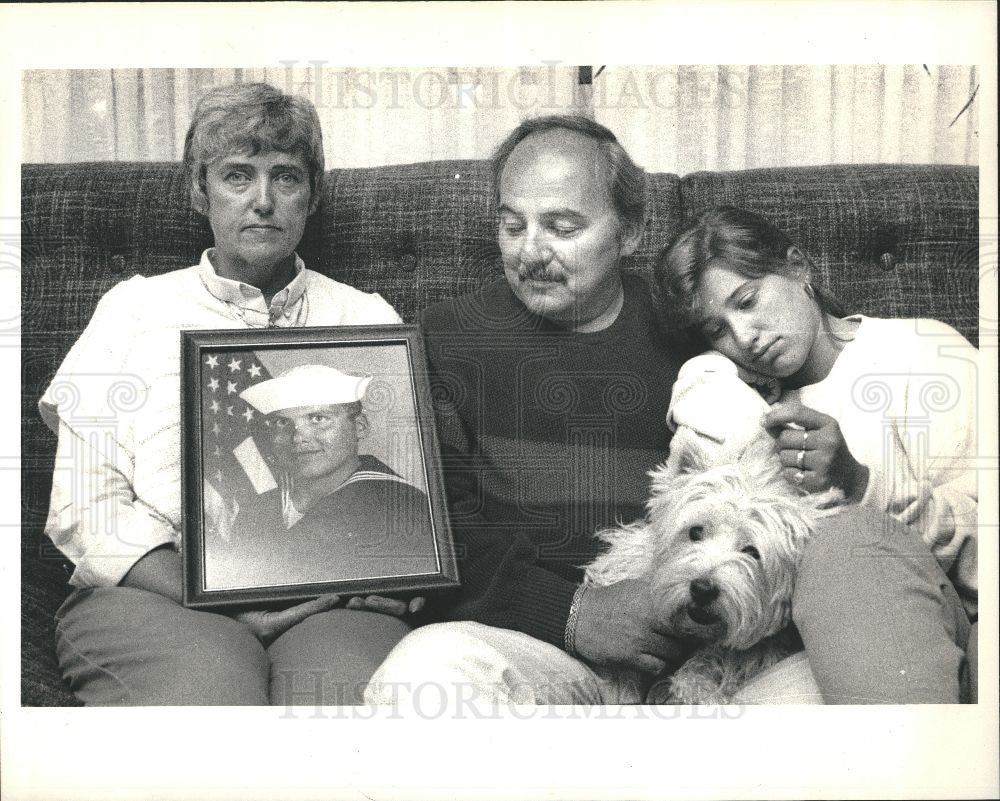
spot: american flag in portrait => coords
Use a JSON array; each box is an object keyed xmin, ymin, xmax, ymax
[{"xmin": 201, "ymin": 350, "xmax": 276, "ymax": 542}]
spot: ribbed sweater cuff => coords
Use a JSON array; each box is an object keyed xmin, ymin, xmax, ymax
[{"xmin": 510, "ymin": 567, "xmax": 580, "ymax": 649}]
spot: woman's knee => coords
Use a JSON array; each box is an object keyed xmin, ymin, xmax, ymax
[
  {"xmin": 267, "ymin": 610, "xmax": 412, "ymax": 705},
  {"xmin": 55, "ymin": 587, "xmax": 269, "ymax": 705},
  {"xmin": 798, "ymin": 504, "xmax": 936, "ymax": 616},
  {"xmin": 160, "ymin": 613, "xmax": 270, "ymax": 705},
  {"xmin": 792, "ymin": 505, "xmax": 968, "ymax": 704}
]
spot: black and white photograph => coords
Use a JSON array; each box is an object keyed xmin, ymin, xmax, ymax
[
  {"xmin": 181, "ymin": 327, "xmax": 457, "ymax": 607},
  {"xmin": 3, "ymin": 3, "xmax": 998, "ymax": 801}
]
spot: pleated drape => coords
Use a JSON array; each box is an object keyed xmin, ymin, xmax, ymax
[{"xmin": 22, "ymin": 65, "xmax": 979, "ymax": 170}]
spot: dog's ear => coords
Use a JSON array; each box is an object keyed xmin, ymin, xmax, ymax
[
  {"xmin": 737, "ymin": 432, "xmax": 783, "ymax": 485},
  {"xmin": 667, "ymin": 426, "xmax": 714, "ymax": 476},
  {"xmin": 738, "ymin": 431, "xmax": 778, "ymax": 465}
]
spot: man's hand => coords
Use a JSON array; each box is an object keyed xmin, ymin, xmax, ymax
[
  {"xmin": 764, "ymin": 401, "xmax": 869, "ymax": 500},
  {"xmin": 573, "ymin": 579, "xmax": 690, "ymax": 675},
  {"xmin": 232, "ymin": 594, "xmax": 342, "ymax": 646},
  {"xmin": 345, "ymin": 595, "xmax": 426, "ymax": 617}
]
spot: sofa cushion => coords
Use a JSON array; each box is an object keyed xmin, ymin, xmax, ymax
[
  {"xmin": 20, "ymin": 159, "xmax": 976, "ymax": 705},
  {"xmin": 21, "ymin": 556, "xmax": 80, "ymax": 706},
  {"xmin": 680, "ymin": 164, "xmax": 979, "ymax": 345}
]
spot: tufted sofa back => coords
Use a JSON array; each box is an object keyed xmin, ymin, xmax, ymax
[{"xmin": 20, "ymin": 160, "xmax": 979, "ymax": 704}]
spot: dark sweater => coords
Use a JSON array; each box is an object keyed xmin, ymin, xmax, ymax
[
  {"xmin": 213, "ymin": 455, "xmax": 437, "ymax": 589},
  {"xmin": 421, "ymin": 275, "xmax": 694, "ymax": 647}
]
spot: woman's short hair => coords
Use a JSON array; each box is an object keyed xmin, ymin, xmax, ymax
[
  {"xmin": 490, "ymin": 115, "xmax": 646, "ymax": 236},
  {"xmin": 183, "ymin": 82, "xmax": 325, "ymax": 213},
  {"xmin": 655, "ymin": 206, "xmax": 847, "ymax": 327}
]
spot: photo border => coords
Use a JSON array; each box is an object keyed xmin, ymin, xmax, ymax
[{"xmin": 180, "ymin": 323, "xmax": 459, "ymax": 609}]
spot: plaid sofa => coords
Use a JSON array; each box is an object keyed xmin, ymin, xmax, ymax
[{"xmin": 21, "ymin": 160, "xmax": 979, "ymax": 705}]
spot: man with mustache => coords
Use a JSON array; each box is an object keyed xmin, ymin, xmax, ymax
[{"xmin": 366, "ymin": 116, "xmax": 699, "ymax": 704}]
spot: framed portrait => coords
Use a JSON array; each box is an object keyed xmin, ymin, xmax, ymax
[{"xmin": 180, "ymin": 325, "xmax": 459, "ymax": 609}]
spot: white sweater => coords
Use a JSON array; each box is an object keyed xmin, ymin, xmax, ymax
[
  {"xmin": 668, "ymin": 317, "xmax": 979, "ymax": 611},
  {"xmin": 40, "ymin": 251, "xmax": 401, "ymax": 588}
]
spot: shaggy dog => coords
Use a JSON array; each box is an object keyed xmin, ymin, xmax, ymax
[{"xmin": 585, "ymin": 427, "xmax": 841, "ymax": 704}]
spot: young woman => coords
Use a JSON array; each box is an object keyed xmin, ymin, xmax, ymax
[{"xmin": 656, "ymin": 206, "xmax": 978, "ymax": 703}]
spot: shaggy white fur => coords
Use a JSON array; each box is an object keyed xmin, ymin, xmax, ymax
[{"xmin": 585, "ymin": 428, "xmax": 842, "ymax": 704}]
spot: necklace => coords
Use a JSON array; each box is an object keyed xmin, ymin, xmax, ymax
[
  {"xmin": 224, "ymin": 289, "xmax": 310, "ymax": 329},
  {"xmin": 267, "ymin": 290, "xmax": 310, "ymax": 328}
]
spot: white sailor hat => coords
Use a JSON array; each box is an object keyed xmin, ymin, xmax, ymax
[{"xmin": 240, "ymin": 364, "xmax": 372, "ymax": 415}]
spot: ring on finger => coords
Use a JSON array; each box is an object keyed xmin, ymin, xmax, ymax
[
  {"xmin": 802, "ymin": 430, "xmax": 809, "ymax": 448},
  {"xmin": 796, "ymin": 449, "xmax": 806, "ymax": 468},
  {"xmin": 794, "ymin": 470, "xmax": 805, "ymax": 486}
]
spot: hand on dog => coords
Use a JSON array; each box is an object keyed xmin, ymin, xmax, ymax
[
  {"xmin": 232, "ymin": 593, "xmax": 342, "ymax": 646},
  {"xmin": 764, "ymin": 402, "xmax": 869, "ymax": 500},
  {"xmin": 574, "ymin": 579, "xmax": 691, "ymax": 674}
]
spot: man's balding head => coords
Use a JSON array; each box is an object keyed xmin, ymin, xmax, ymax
[
  {"xmin": 493, "ymin": 117, "xmax": 646, "ymax": 331},
  {"xmin": 491, "ymin": 115, "xmax": 646, "ymax": 236}
]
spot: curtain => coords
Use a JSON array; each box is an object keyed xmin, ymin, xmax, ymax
[
  {"xmin": 592, "ymin": 65, "xmax": 980, "ymax": 173},
  {"xmin": 22, "ymin": 65, "xmax": 979, "ymax": 170}
]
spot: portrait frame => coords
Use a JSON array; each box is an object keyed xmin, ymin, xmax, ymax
[{"xmin": 180, "ymin": 324, "xmax": 459, "ymax": 609}]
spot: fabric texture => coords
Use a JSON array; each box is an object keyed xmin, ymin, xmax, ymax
[{"xmin": 419, "ymin": 275, "xmax": 696, "ymax": 647}]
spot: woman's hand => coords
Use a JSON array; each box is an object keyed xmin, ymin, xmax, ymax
[
  {"xmin": 345, "ymin": 595, "xmax": 426, "ymax": 617},
  {"xmin": 764, "ymin": 401, "xmax": 870, "ymax": 500},
  {"xmin": 232, "ymin": 594, "xmax": 341, "ymax": 646},
  {"xmin": 573, "ymin": 580, "xmax": 691, "ymax": 675}
]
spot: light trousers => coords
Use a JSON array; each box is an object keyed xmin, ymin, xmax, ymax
[
  {"xmin": 366, "ymin": 504, "xmax": 973, "ymax": 705},
  {"xmin": 364, "ymin": 620, "xmax": 823, "ymax": 706},
  {"xmin": 55, "ymin": 587, "xmax": 411, "ymax": 705}
]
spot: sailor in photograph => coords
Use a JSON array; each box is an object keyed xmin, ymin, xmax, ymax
[{"xmin": 207, "ymin": 364, "xmax": 437, "ymax": 588}]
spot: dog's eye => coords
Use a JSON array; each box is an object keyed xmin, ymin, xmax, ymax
[
  {"xmin": 742, "ymin": 545, "xmax": 761, "ymax": 561},
  {"xmin": 688, "ymin": 526, "xmax": 704, "ymax": 542}
]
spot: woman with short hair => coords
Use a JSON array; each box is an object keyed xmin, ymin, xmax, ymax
[{"xmin": 42, "ymin": 83, "xmax": 415, "ymax": 705}]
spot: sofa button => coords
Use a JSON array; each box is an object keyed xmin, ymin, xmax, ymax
[
  {"xmin": 399, "ymin": 253, "xmax": 418, "ymax": 272},
  {"xmin": 110, "ymin": 253, "xmax": 126, "ymax": 273},
  {"xmin": 880, "ymin": 252, "xmax": 896, "ymax": 271}
]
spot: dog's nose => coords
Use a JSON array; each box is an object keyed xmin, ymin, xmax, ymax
[{"xmin": 689, "ymin": 578, "xmax": 719, "ymax": 606}]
